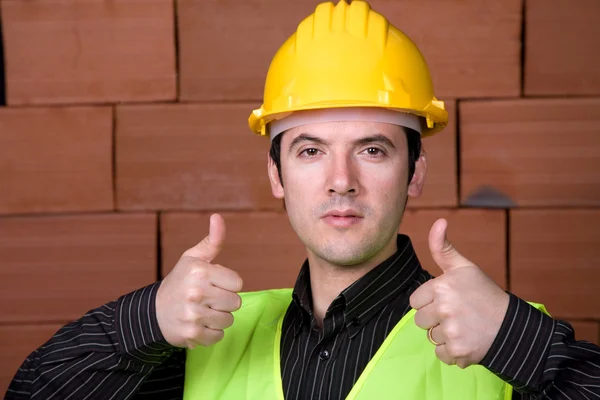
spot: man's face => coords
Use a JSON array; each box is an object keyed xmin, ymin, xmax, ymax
[{"xmin": 268, "ymin": 119, "xmax": 426, "ymax": 267}]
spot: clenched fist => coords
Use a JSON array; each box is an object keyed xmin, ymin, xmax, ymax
[{"xmin": 156, "ymin": 213, "xmax": 244, "ymax": 349}]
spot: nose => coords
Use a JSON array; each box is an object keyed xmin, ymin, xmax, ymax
[{"xmin": 327, "ymin": 154, "xmax": 359, "ymax": 196}]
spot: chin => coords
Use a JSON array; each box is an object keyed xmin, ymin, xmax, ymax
[{"xmin": 310, "ymin": 238, "xmax": 384, "ymax": 267}]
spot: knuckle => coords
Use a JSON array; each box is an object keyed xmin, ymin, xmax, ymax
[
  {"xmin": 184, "ymin": 325, "xmax": 202, "ymax": 341},
  {"xmin": 181, "ymin": 308, "xmax": 194, "ymax": 323},
  {"xmin": 437, "ymin": 303, "xmax": 453, "ymax": 319},
  {"xmin": 184, "ymin": 308, "xmax": 204, "ymax": 325},
  {"xmin": 444, "ymin": 323, "xmax": 460, "ymax": 341},
  {"xmin": 189, "ymin": 264, "xmax": 210, "ymax": 281},
  {"xmin": 433, "ymin": 281, "xmax": 450, "ymax": 297},
  {"xmin": 186, "ymin": 289, "xmax": 205, "ymax": 303}
]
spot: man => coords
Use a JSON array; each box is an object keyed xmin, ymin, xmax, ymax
[{"xmin": 6, "ymin": 1, "xmax": 600, "ymax": 399}]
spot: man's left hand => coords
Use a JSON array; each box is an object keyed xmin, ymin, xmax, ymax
[{"xmin": 409, "ymin": 218, "xmax": 510, "ymax": 369}]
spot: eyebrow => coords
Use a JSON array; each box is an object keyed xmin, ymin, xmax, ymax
[
  {"xmin": 287, "ymin": 133, "xmax": 396, "ymax": 153},
  {"xmin": 353, "ymin": 134, "xmax": 396, "ymax": 149},
  {"xmin": 288, "ymin": 134, "xmax": 329, "ymax": 153}
]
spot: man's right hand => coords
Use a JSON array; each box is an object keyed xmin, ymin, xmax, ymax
[{"xmin": 156, "ymin": 213, "xmax": 244, "ymax": 349}]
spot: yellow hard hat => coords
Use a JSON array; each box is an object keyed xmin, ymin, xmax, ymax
[{"xmin": 248, "ymin": 0, "xmax": 448, "ymax": 138}]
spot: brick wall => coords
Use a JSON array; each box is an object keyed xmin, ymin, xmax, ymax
[{"xmin": 1, "ymin": 0, "xmax": 599, "ymax": 392}]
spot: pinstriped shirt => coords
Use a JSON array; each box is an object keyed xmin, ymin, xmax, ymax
[
  {"xmin": 280, "ymin": 235, "xmax": 431, "ymax": 399},
  {"xmin": 6, "ymin": 235, "xmax": 600, "ymax": 399}
]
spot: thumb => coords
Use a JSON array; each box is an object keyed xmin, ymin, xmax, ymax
[
  {"xmin": 429, "ymin": 218, "xmax": 472, "ymax": 273},
  {"xmin": 188, "ymin": 213, "xmax": 226, "ymax": 262}
]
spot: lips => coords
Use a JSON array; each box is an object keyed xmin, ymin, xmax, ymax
[
  {"xmin": 323, "ymin": 209, "xmax": 362, "ymax": 218},
  {"xmin": 322, "ymin": 209, "xmax": 363, "ymax": 228}
]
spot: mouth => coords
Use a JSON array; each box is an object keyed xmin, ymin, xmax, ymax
[{"xmin": 322, "ymin": 210, "xmax": 364, "ymax": 228}]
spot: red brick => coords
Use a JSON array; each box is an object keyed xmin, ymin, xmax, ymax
[
  {"xmin": 511, "ymin": 210, "xmax": 600, "ymax": 319},
  {"xmin": 0, "ymin": 214, "xmax": 157, "ymax": 322},
  {"xmin": 1, "ymin": 0, "xmax": 176, "ymax": 105},
  {"xmin": 525, "ymin": 0, "xmax": 600, "ymax": 96},
  {"xmin": 116, "ymin": 103, "xmax": 281, "ymax": 211},
  {"xmin": 178, "ymin": 0, "xmax": 521, "ymax": 101},
  {"xmin": 408, "ymin": 100, "xmax": 457, "ymax": 208},
  {"xmin": 569, "ymin": 321, "xmax": 599, "ymax": 346},
  {"xmin": 460, "ymin": 98, "xmax": 600, "ymax": 207},
  {"xmin": 0, "ymin": 107, "xmax": 113, "ymax": 214},
  {"xmin": 161, "ymin": 212, "xmax": 306, "ymax": 291},
  {"xmin": 399, "ymin": 209, "xmax": 506, "ymax": 289},
  {"xmin": 177, "ymin": 0, "xmax": 317, "ymax": 101},
  {"xmin": 371, "ymin": 0, "xmax": 522, "ymax": 98},
  {"xmin": 0, "ymin": 324, "xmax": 63, "ymax": 396}
]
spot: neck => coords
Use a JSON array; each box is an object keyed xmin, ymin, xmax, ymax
[{"xmin": 307, "ymin": 236, "xmax": 398, "ymax": 327}]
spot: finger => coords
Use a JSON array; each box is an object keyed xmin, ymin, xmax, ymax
[
  {"xmin": 428, "ymin": 324, "xmax": 446, "ymax": 346},
  {"xmin": 187, "ymin": 327, "xmax": 225, "ymax": 348},
  {"xmin": 202, "ymin": 308, "xmax": 235, "ymax": 331},
  {"xmin": 209, "ymin": 264, "xmax": 244, "ymax": 293},
  {"xmin": 409, "ymin": 280, "xmax": 435, "ymax": 310},
  {"xmin": 187, "ymin": 214, "xmax": 226, "ymax": 262},
  {"xmin": 428, "ymin": 218, "xmax": 472, "ymax": 274},
  {"xmin": 413, "ymin": 303, "xmax": 441, "ymax": 330},
  {"xmin": 206, "ymin": 286, "xmax": 242, "ymax": 312},
  {"xmin": 434, "ymin": 344, "xmax": 456, "ymax": 366}
]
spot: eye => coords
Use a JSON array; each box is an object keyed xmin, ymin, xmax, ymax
[
  {"xmin": 300, "ymin": 148, "xmax": 320, "ymax": 157},
  {"xmin": 363, "ymin": 147, "xmax": 384, "ymax": 156}
]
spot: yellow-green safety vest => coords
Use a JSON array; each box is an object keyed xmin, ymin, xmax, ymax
[{"xmin": 184, "ymin": 289, "xmax": 546, "ymax": 399}]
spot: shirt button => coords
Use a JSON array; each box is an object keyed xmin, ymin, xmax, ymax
[{"xmin": 319, "ymin": 350, "xmax": 330, "ymax": 360}]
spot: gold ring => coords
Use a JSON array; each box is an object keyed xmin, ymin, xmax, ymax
[{"xmin": 428, "ymin": 326, "xmax": 442, "ymax": 346}]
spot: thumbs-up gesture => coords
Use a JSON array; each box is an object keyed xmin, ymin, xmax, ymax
[
  {"xmin": 409, "ymin": 218, "xmax": 509, "ymax": 368},
  {"xmin": 156, "ymin": 213, "xmax": 244, "ymax": 349}
]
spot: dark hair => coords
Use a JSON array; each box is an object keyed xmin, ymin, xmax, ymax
[{"xmin": 269, "ymin": 127, "xmax": 422, "ymax": 186}]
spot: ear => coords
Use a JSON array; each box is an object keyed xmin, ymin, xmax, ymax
[
  {"xmin": 267, "ymin": 152, "xmax": 285, "ymax": 199},
  {"xmin": 407, "ymin": 147, "xmax": 427, "ymax": 198}
]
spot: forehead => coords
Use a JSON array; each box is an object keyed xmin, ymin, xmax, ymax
[{"xmin": 280, "ymin": 120, "xmax": 407, "ymax": 145}]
